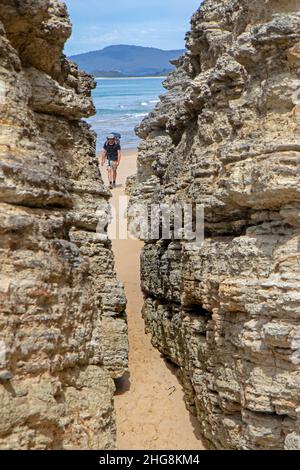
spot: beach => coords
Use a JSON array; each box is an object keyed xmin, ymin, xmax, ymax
[{"xmin": 100, "ymin": 149, "xmax": 204, "ymax": 450}]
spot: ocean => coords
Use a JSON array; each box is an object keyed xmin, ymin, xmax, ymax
[{"xmin": 88, "ymin": 77, "xmax": 166, "ymax": 150}]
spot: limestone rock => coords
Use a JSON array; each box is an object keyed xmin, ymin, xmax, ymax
[
  {"xmin": 0, "ymin": 0, "xmax": 128, "ymax": 450},
  {"xmin": 130, "ymin": 0, "xmax": 300, "ymax": 450}
]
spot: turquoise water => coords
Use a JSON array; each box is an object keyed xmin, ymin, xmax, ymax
[{"xmin": 88, "ymin": 77, "xmax": 165, "ymax": 150}]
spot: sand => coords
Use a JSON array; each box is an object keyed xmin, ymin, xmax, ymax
[{"xmin": 100, "ymin": 149, "xmax": 204, "ymax": 450}]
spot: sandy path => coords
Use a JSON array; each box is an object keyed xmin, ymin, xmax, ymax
[{"xmin": 100, "ymin": 149, "xmax": 204, "ymax": 450}]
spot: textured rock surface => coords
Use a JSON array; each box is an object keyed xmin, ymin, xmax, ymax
[
  {"xmin": 0, "ymin": 0, "xmax": 128, "ymax": 449},
  {"xmin": 130, "ymin": 0, "xmax": 300, "ymax": 450}
]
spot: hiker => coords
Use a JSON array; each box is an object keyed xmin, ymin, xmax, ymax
[{"xmin": 100, "ymin": 134, "xmax": 122, "ymax": 189}]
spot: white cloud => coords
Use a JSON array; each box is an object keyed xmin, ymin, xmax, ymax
[
  {"xmin": 64, "ymin": 0, "xmax": 202, "ymax": 54},
  {"xmin": 66, "ymin": 22, "xmax": 188, "ymax": 55}
]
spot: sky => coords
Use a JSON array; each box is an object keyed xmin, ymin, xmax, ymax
[{"xmin": 63, "ymin": 0, "xmax": 202, "ymax": 56}]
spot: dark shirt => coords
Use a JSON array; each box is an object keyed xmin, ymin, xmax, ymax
[{"xmin": 103, "ymin": 142, "xmax": 121, "ymax": 161}]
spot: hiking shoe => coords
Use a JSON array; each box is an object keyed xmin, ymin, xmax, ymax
[
  {"xmin": 109, "ymin": 182, "xmax": 113, "ymax": 189},
  {"xmin": 113, "ymin": 181, "xmax": 116, "ymax": 188}
]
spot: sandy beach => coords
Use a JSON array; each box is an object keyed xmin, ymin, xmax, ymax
[{"xmin": 100, "ymin": 149, "xmax": 204, "ymax": 450}]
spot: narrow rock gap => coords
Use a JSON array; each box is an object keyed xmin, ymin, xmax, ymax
[{"xmin": 101, "ymin": 150, "xmax": 205, "ymax": 450}]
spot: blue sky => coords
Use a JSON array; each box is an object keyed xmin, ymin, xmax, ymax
[{"xmin": 63, "ymin": 0, "xmax": 202, "ymax": 55}]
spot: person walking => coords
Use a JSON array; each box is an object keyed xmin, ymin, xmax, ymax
[{"xmin": 100, "ymin": 134, "xmax": 122, "ymax": 189}]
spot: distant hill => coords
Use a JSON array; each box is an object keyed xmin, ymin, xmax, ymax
[{"xmin": 69, "ymin": 45, "xmax": 185, "ymax": 77}]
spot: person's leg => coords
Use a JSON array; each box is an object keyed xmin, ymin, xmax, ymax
[
  {"xmin": 112, "ymin": 162, "xmax": 118, "ymax": 186},
  {"xmin": 107, "ymin": 161, "xmax": 113, "ymax": 188}
]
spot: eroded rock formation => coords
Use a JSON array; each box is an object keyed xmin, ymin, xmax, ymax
[
  {"xmin": 0, "ymin": 0, "xmax": 128, "ymax": 449},
  {"xmin": 130, "ymin": 0, "xmax": 300, "ymax": 450}
]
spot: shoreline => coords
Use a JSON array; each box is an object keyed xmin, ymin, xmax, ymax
[
  {"xmin": 97, "ymin": 147, "xmax": 138, "ymax": 157},
  {"xmin": 91, "ymin": 76, "xmax": 164, "ymax": 153},
  {"xmin": 122, "ymin": 147, "xmax": 139, "ymax": 154}
]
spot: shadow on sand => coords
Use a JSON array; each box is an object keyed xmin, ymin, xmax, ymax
[
  {"xmin": 114, "ymin": 371, "xmax": 131, "ymax": 395},
  {"xmin": 163, "ymin": 355, "xmax": 205, "ymax": 446}
]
